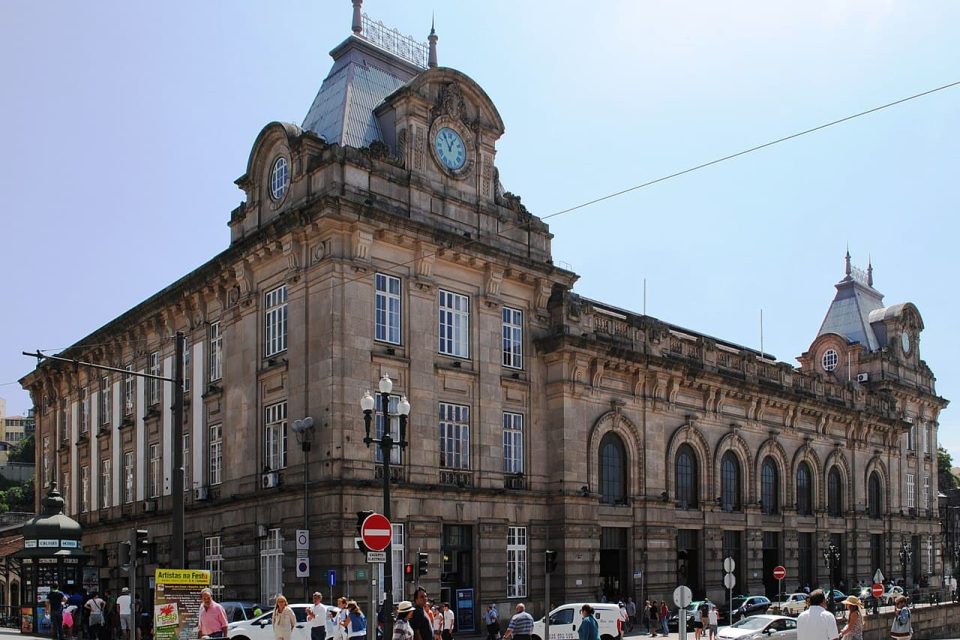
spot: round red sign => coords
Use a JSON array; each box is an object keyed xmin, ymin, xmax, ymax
[
  {"xmin": 772, "ymin": 565, "xmax": 786, "ymax": 580},
  {"xmin": 361, "ymin": 513, "xmax": 392, "ymax": 552},
  {"xmin": 872, "ymin": 583, "xmax": 884, "ymax": 598}
]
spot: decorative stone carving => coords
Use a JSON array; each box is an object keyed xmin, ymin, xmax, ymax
[
  {"xmin": 352, "ymin": 228, "xmax": 373, "ymax": 262},
  {"xmin": 591, "ymin": 358, "xmax": 604, "ymax": 388},
  {"xmin": 415, "ymin": 241, "xmax": 435, "ymax": 279},
  {"xmin": 481, "ymin": 154, "xmax": 492, "ymax": 198},
  {"xmin": 311, "ymin": 240, "xmax": 329, "ymax": 265},
  {"xmin": 234, "ymin": 260, "xmax": 253, "ymax": 298},
  {"xmin": 283, "ymin": 235, "xmax": 301, "ymax": 277},
  {"xmin": 484, "ymin": 264, "xmax": 503, "ymax": 297},
  {"xmin": 434, "ymin": 82, "xmax": 465, "ymax": 121},
  {"xmin": 413, "ymin": 125, "xmax": 424, "ymax": 171},
  {"xmin": 535, "ymin": 278, "xmax": 551, "ymax": 310}
]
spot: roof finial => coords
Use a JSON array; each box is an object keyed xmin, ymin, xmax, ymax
[
  {"xmin": 844, "ymin": 246, "xmax": 851, "ymax": 276},
  {"xmin": 867, "ymin": 255, "xmax": 873, "ymax": 287},
  {"xmin": 352, "ymin": 0, "xmax": 363, "ymax": 35},
  {"xmin": 428, "ymin": 13, "xmax": 438, "ymax": 68}
]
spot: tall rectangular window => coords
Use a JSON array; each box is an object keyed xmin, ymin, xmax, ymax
[
  {"xmin": 205, "ymin": 536, "xmax": 224, "ymax": 600},
  {"xmin": 100, "ymin": 458, "xmax": 111, "ymax": 509},
  {"xmin": 922, "ymin": 474, "xmax": 930, "ymax": 509},
  {"xmin": 438, "ymin": 290, "xmax": 470, "ymax": 358},
  {"xmin": 80, "ymin": 466, "xmax": 90, "ymax": 512},
  {"xmin": 42, "ymin": 436, "xmax": 52, "ymax": 487},
  {"xmin": 798, "ymin": 532, "xmax": 815, "ymax": 589},
  {"xmin": 375, "ymin": 273, "xmax": 402, "ymax": 344},
  {"xmin": 58, "ymin": 398, "xmax": 68, "ymax": 444},
  {"xmin": 922, "ymin": 425, "xmax": 928, "ymax": 454},
  {"xmin": 123, "ymin": 365, "xmax": 135, "ymax": 416},
  {"xmin": 149, "ymin": 443, "xmax": 161, "ymax": 498},
  {"xmin": 264, "ymin": 285, "xmax": 288, "ymax": 357},
  {"xmin": 377, "ymin": 524, "xmax": 405, "ymax": 604},
  {"xmin": 507, "ymin": 526, "xmax": 527, "ymax": 598},
  {"xmin": 147, "ymin": 352, "xmax": 161, "ymax": 406},
  {"xmin": 182, "ymin": 337, "xmax": 191, "ymax": 391},
  {"xmin": 502, "ymin": 307, "xmax": 523, "ymax": 369},
  {"xmin": 264, "ymin": 401, "xmax": 288, "ymax": 471},
  {"xmin": 209, "ymin": 424, "xmax": 223, "ymax": 485},
  {"xmin": 183, "ymin": 432, "xmax": 191, "ymax": 490},
  {"xmin": 503, "ymin": 412, "xmax": 524, "ymax": 474},
  {"xmin": 123, "ymin": 451, "xmax": 134, "ymax": 504},
  {"xmin": 209, "ymin": 321, "xmax": 223, "ymax": 382},
  {"xmin": 260, "ymin": 529, "xmax": 283, "ymax": 605},
  {"xmin": 439, "ymin": 402, "xmax": 470, "ymax": 469},
  {"xmin": 375, "ymin": 395, "xmax": 401, "ymax": 464},
  {"xmin": 79, "ymin": 387, "xmax": 89, "ymax": 434},
  {"xmin": 100, "ymin": 376, "xmax": 112, "ymax": 426},
  {"xmin": 906, "ymin": 474, "xmax": 915, "ymax": 509}
]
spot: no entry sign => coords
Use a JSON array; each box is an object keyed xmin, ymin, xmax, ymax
[
  {"xmin": 872, "ymin": 583, "xmax": 884, "ymax": 598},
  {"xmin": 773, "ymin": 565, "xmax": 786, "ymax": 581},
  {"xmin": 361, "ymin": 513, "xmax": 392, "ymax": 552}
]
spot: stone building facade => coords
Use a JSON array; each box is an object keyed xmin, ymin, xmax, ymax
[{"xmin": 20, "ymin": 1, "xmax": 947, "ymax": 621}]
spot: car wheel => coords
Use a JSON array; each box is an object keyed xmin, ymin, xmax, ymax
[
  {"xmin": 233, "ymin": 636, "xmax": 251, "ymax": 640},
  {"xmin": 601, "ymin": 635, "xmax": 617, "ymax": 640},
  {"xmin": 532, "ymin": 635, "xmax": 542, "ymax": 640}
]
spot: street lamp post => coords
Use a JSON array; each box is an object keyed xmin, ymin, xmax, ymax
[
  {"xmin": 360, "ymin": 375, "xmax": 410, "ymax": 640},
  {"xmin": 293, "ymin": 416, "xmax": 315, "ymax": 603},
  {"xmin": 899, "ymin": 542, "xmax": 912, "ymax": 589},
  {"xmin": 822, "ymin": 543, "xmax": 840, "ymax": 613}
]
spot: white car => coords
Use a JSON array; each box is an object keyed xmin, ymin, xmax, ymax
[
  {"xmin": 532, "ymin": 603, "xmax": 623, "ymax": 640},
  {"xmin": 229, "ymin": 604, "xmax": 313, "ymax": 640},
  {"xmin": 717, "ymin": 615, "xmax": 797, "ymax": 640},
  {"xmin": 883, "ymin": 585, "xmax": 905, "ymax": 604},
  {"xmin": 769, "ymin": 594, "xmax": 807, "ymax": 616}
]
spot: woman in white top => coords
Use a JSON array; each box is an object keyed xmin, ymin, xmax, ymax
[{"xmin": 272, "ymin": 595, "xmax": 297, "ymax": 640}]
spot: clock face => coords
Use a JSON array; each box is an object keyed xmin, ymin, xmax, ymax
[
  {"xmin": 434, "ymin": 127, "xmax": 466, "ymax": 171},
  {"xmin": 901, "ymin": 332, "xmax": 911, "ymax": 354}
]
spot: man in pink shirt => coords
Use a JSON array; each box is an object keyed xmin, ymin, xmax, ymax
[{"xmin": 197, "ymin": 589, "xmax": 229, "ymax": 639}]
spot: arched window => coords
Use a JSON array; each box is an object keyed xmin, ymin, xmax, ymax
[
  {"xmin": 675, "ymin": 444, "xmax": 699, "ymax": 509},
  {"xmin": 721, "ymin": 452, "xmax": 741, "ymax": 512},
  {"xmin": 796, "ymin": 462, "xmax": 813, "ymax": 515},
  {"xmin": 599, "ymin": 433, "xmax": 627, "ymax": 505},
  {"xmin": 827, "ymin": 467, "xmax": 843, "ymax": 517},
  {"xmin": 868, "ymin": 471, "xmax": 883, "ymax": 519},
  {"xmin": 761, "ymin": 457, "xmax": 779, "ymax": 515}
]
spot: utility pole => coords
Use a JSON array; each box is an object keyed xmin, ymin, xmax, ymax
[{"xmin": 172, "ymin": 332, "xmax": 185, "ymax": 569}]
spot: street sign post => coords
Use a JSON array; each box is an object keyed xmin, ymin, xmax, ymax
[
  {"xmin": 723, "ymin": 558, "xmax": 736, "ymax": 625},
  {"xmin": 871, "ymin": 583, "xmax": 884, "ymax": 598},
  {"xmin": 773, "ymin": 566, "xmax": 786, "ymax": 608},
  {"xmin": 674, "ymin": 586, "xmax": 692, "ymax": 640},
  {"xmin": 367, "ymin": 551, "xmax": 387, "ymax": 563},
  {"xmin": 297, "ymin": 557, "xmax": 310, "ymax": 577},
  {"xmin": 360, "ymin": 513, "xmax": 392, "ymax": 552},
  {"xmin": 296, "ymin": 529, "xmax": 310, "ymax": 550}
]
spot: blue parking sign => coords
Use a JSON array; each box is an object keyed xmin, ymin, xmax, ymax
[{"xmin": 328, "ymin": 569, "xmax": 336, "ymax": 587}]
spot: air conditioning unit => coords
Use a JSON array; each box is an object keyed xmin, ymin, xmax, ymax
[
  {"xmin": 857, "ymin": 373, "xmax": 869, "ymax": 383},
  {"xmin": 194, "ymin": 486, "xmax": 209, "ymax": 501},
  {"xmin": 142, "ymin": 500, "xmax": 157, "ymax": 513},
  {"xmin": 262, "ymin": 472, "xmax": 279, "ymax": 489}
]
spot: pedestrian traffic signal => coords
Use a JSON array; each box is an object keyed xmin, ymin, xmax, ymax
[
  {"xmin": 404, "ymin": 563, "xmax": 414, "ymax": 582},
  {"xmin": 417, "ymin": 552, "xmax": 429, "ymax": 577},
  {"xmin": 545, "ymin": 549, "xmax": 558, "ymax": 574},
  {"xmin": 135, "ymin": 529, "xmax": 149, "ymax": 559},
  {"xmin": 119, "ymin": 540, "xmax": 131, "ymax": 567}
]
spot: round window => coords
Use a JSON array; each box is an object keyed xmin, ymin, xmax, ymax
[
  {"xmin": 821, "ymin": 348, "xmax": 838, "ymax": 372},
  {"xmin": 270, "ymin": 157, "xmax": 289, "ymax": 201}
]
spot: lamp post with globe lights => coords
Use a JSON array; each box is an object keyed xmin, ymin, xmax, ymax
[
  {"xmin": 900, "ymin": 542, "xmax": 913, "ymax": 589},
  {"xmin": 360, "ymin": 375, "xmax": 409, "ymax": 640},
  {"xmin": 292, "ymin": 416, "xmax": 315, "ymax": 602}
]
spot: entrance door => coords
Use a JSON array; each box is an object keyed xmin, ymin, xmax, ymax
[
  {"xmin": 678, "ymin": 530, "xmax": 703, "ymax": 598},
  {"xmin": 762, "ymin": 532, "xmax": 780, "ymax": 599},
  {"xmin": 440, "ymin": 525, "xmax": 473, "ymax": 624},
  {"xmin": 600, "ymin": 528, "xmax": 628, "ymax": 600}
]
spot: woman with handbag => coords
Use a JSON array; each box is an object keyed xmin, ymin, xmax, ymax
[
  {"xmin": 86, "ymin": 593, "xmax": 107, "ymax": 640},
  {"xmin": 272, "ymin": 596, "xmax": 297, "ymax": 640},
  {"xmin": 890, "ymin": 596, "xmax": 912, "ymax": 640}
]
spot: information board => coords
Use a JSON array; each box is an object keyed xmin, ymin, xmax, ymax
[
  {"xmin": 154, "ymin": 569, "xmax": 211, "ymax": 640},
  {"xmin": 455, "ymin": 588, "xmax": 475, "ymax": 632}
]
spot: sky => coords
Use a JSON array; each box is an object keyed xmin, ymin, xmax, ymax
[{"xmin": 1, "ymin": 1, "xmax": 958, "ymax": 456}]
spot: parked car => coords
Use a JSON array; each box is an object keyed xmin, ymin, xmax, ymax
[
  {"xmin": 727, "ymin": 596, "xmax": 771, "ymax": 621},
  {"xmin": 717, "ymin": 614, "xmax": 797, "ymax": 640},
  {"xmin": 882, "ymin": 585, "xmax": 905, "ymax": 604},
  {"xmin": 668, "ymin": 600, "xmax": 708, "ymax": 631},
  {"xmin": 229, "ymin": 603, "xmax": 311, "ymax": 640},
  {"xmin": 532, "ymin": 602, "xmax": 623, "ymax": 640},
  {"xmin": 222, "ymin": 602, "xmax": 267, "ymax": 624},
  {"xmin": 818, "ymin": 589, "xmax": 846, "ymax": 604},
  {"xmin": 768, "ymin": 594, "xmax": 807, "ymax": 616}
]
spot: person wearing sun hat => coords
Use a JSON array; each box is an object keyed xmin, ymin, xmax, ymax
[
  {"xmin": 838, "ymin": 595, "xmax": 863, "ymax": 640},
  {"xmin": 393, "ymin": 601, "xmax": 415, "ymax": 640}
]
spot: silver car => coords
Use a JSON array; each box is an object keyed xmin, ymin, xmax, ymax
[{"xmin": 717, "ymin": 614, "xmax": 797, "ymax": 640}]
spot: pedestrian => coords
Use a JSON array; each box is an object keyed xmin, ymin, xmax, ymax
[
  {"xmin": 342, "ymin": 601, "xmax": 367, "ymax": 640},
  {"xmin": 707, "ymin": 603, "xmax": 718, "ymax": 640},
  {"xmin": 196, "ymin": 587, "xmax": 228, "ymax": 639},
  {"xmin": 501, "ymin": 604, "xmax": 534, "ymax": 640},
  {"xmin": 839, "ymin": 596, "xmax": 863, "ymax": 640},
  {"xmin": 796, "ymin": 590, "xmax": 838, "ymax": 640},
  {"xmin": 626, "ymin": 598, "xmax": 636, "ymax": 633},
  {"xmin": 483, "ymin": 604, "xmax": 499, "ymax": 640},
  {"xmin": 48, "ymin": 583, "xmax": 67, "ymax": 640},
  {"xmin": 394, "ymin": 601, "xmax": 415, "ymax": 640},
  {"xmin": 272, "ymin": 596, "xmax": 297, "ymax": 640},
  {"xmin": 116, "ymin": 588, "xmax": 133, "ymax": 640},
  {"xmin": 641, "ymin": 600, "xmax": 650, "ymax": 633},
  {"xmin": 431, "ymin": 606, "xmax": 442, "ymax": 639},
  {"xmin": 577, "ymin": 605, "xmax": 599, "ymax": 640},
  {"xmin": 326, "ymin": 607, "xmax": 340, "ymax": 640},
  {"xmin": 659, "ymin": 601, "xmax": 668, "ymax": 636},
  {"xmin": 86, "ymin": 592, "xmax": 107, "ymax": 640},
  {"xmin": 439, "ymin": 603, "xmax": 455, "ymax": 640},
  {"xmin": 694, "ymin": 600, "xmax": 707, "ymax": 640},
  {"xmin": 307, "ymin": 592, "xmax": 328, "ymax": 640},
  {"xmin": 890, "ymin": 596, "xmax": 912, "ymax": 640},
  {"xmin": 334, "ymin": 598, "xmax": 350, "ymax": 640},
  {"xmin": 411, "ymin": 588, "xmax": 435, "ymax": 640},
  {"xmin": 647, "ymin": 600, "xmax": 658, "ymax": 637},
  {"xmin": 63, "ymin": 605, "xmax": 76, "ymax": 640}
]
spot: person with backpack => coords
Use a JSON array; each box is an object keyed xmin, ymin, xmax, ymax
[{"xmin": 890, "ymin": 596, "xmax": 912, "ymax": 640}]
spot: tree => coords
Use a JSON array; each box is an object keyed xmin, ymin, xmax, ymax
[
  {"xmin": 0, "ymin": 478, "xmax": 34, "ymax": 512},
  {"xmin": 938, "ymin": 446, "xmax": 958, "ymax": 492},
  {"xmin": 8, "ymin": 434, "xmax": 35, "ymax": 464}
]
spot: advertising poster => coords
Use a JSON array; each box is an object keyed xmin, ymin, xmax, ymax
[
  {"xmin": 153, "ymin": 569, "xmax": 211, "ymax": 640},
  {"xmin": 20, "ymin": 606, "xmax": 34, "ymax": 633}
]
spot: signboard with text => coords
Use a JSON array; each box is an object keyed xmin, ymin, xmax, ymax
[{"xmin": 154, "ymin": 569, "xmax": 211, "ymax": 640}]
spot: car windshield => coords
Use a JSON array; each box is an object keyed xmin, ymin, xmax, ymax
[
  {"xmin": 244, "ymin": 608, "xmax": 258, "ymax": 620},
  {"xmin": 731, "ymin": 617, "xmax": 769, "ymax": 630},
  {"xmin": 731, "ymin": 598, "xmax": 748, "ymax": 608}
]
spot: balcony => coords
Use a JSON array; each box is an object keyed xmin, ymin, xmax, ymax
[
  {"xmin": 504, "ymin": 473, "xmax": 527, "ymax": 490},
  {"xmin": 439, "ymin": 469, "xmax": 473, "ymax": 488},
  {"xmin": 374, "ymin": 465, "xmax": 406, "ymax": 483}
]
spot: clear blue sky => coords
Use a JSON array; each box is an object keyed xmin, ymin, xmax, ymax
[{"xmin": 2, "ymin": 2, "xmax": 958, "ymax": 458}]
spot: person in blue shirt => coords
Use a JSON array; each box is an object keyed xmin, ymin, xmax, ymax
[{"xmin": 578, "ymin": 606, "xmax": 599, "ymax": 640}]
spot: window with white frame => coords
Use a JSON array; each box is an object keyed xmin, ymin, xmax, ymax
[
  {"xmin": 100, "ymin": 376, "xmax": 112, "ymax": 426},
  {"xmin": 264, "ymin": 401, "xmax": 288, "ymax": 471},
  {"xmin": 503, "ymin": 412, "xmax": 523, "ymax": 474},
  {"xmin": 906, "ymin": 474, "xmax": 915, "ymax": 509},
  {"xmin": 209, "ymin": 424, "xmax": 223, "ymax": 486},
  {"xmin": 123, "ymin": 451, "xmax": 134, "ymax": 504},
  {"xmin": 209, "ymin": 321, "xmax": 223, "ymax": 382},
  {"xmin": 439, "ymin": 402, "xmax": 470, "ymax": 469},
  {"xmin": 375, "ymin": 273, "xmax": 402, "ymax": 344},
  {"xmin": 264, "ymin": 285, "xmax": 288, "ymax": 357},
  {"xmin": 377, "ymin": 524, "xmax": 404, "ymax": 604},
  {"xmin": 922, "ymin": 424, "xmax": 928, "ymax": 455},
  {"xmin": 502, "ymin": 307, "xmax": 523, "ymax": 369},
  {"xmin": 123, "ymin": 365, "xmax": 135, "ymax": 416},
  {"xmin": 149, "ymin": 443, "xmax": 161, "ymax": 499},
  {"xmin": 79, "ymin": 387, "xmax": 89, "ymax": 434},
  {"xmin": 260, "ymin": 529, "xmax": 283, "ymax": 605},
  {"xmin": 375, "ymin": 395, "xmax": 402, "ymax": 464},
  {"xmin": 438, "ymin": 290, "xmax": 470, "ymax": 358},
  {"xmin": 147, "ymin": 352, "xmax": 161, "ymax": 406},
  {"xmin": 507, "ymin": 526, "xmax": 527, "ymax": 598},
  {"xmin": 922, "ymin": 474, "xmax": 929, "ymax": 509},
  {"xmin": 182, "ymin": 337, "xmax": 191, "ymax": 391},
  {"xmin": 908, "ymin": 424, "xmax": 916, "ymax": 451},
  {"xmin": 58, "ymin": 398, "xmax": 68, "ymax": 444},
  {"xmin": 42, "ymin": 436, "xmax": 52, "ymax": 488},
  {"xmin": 205, "ymin": 536, "xmax": 224, "ymax": 600},
  {"xmin": 100, "ymin": 458, "xmax": 111, "ymax": 509},
  {"xmin": 80, "ymin": 466, "xmax": 90, "ymax": 512},
  {"xmin": 183, "ymin": 432, "xmax": 191, "ymax": 490}
]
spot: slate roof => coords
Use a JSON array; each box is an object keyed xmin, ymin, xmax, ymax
[{"xmin": 817, "ymin": 274, "xmax": 885, "ymax": 351}]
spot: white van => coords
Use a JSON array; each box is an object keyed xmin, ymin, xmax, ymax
[{"xmin": 532, "ymin": 603, "xmax": 623, "ymax": 640}]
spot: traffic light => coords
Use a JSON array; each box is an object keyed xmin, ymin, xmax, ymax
[
  {"xmin": 417, "ymin": 552, "xmax": 429, "ymax": 577},
  {"xmin": 545, "ymin": 549, "xmax": 558, "ymax": 574},
  {"xmin": 404, "ymin": 563, "xmax": 414, "ymax": 582},
  {"xmin": 134, "ymin": 529, "xmax": 149, "ymax": 559},
  {"xmin": 119, "ymin": 540, "xmax": 131, "ymax": 567},
  {"xmin": 355, "ymin": 511, "xmax": 374, "ymax": 553}
]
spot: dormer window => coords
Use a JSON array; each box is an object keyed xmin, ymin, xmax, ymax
[
  {"xmin": 821, "ymin": 348, "xmax": 838, "ymax": 372},
  {"xmin": 270, "ymin": 156, "xmax": 289, "ymax": 201}
]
